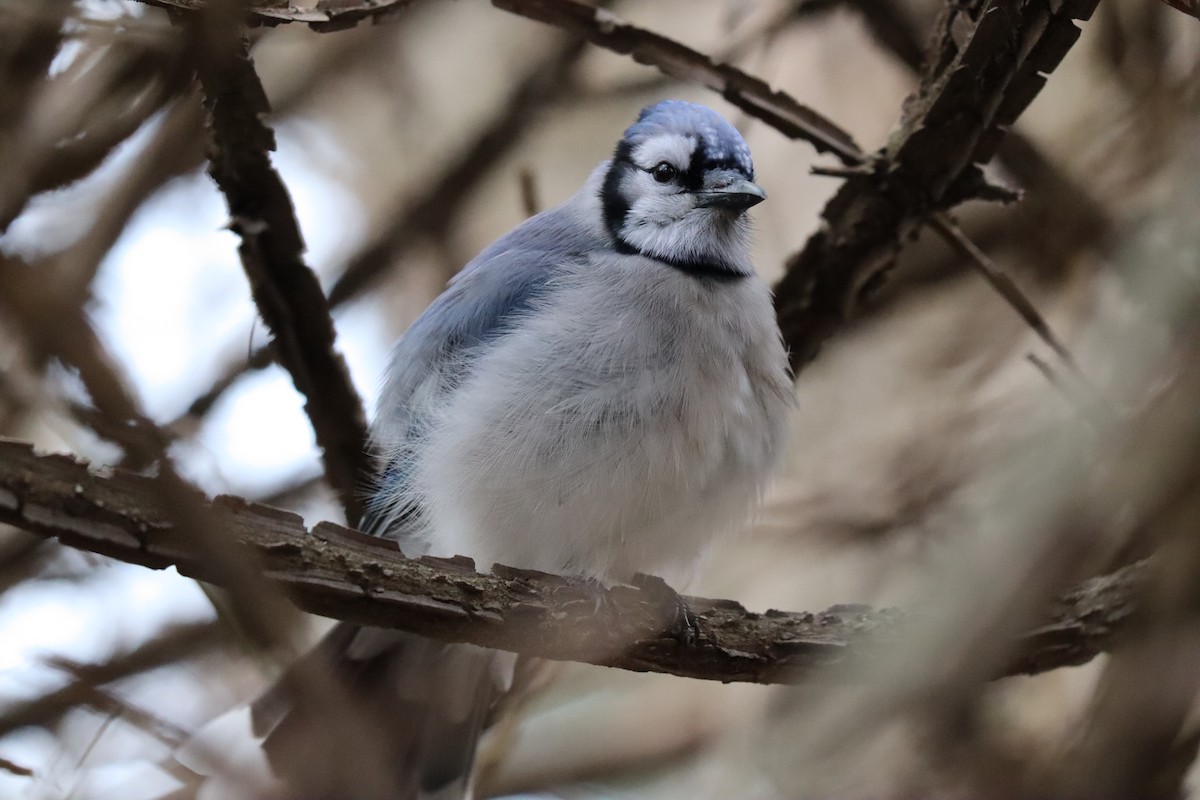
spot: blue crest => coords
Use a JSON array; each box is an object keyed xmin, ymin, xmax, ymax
[{"xmin": 623, "ymin": 100, "xmax": 755, "ymax": 179}]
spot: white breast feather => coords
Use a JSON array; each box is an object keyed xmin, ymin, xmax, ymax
[{"xmin": 410, "ymin": 254, "xmax": 791, "ymax": 582}]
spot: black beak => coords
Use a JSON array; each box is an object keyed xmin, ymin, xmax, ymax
[{"xmin": 694, "ymin": 179, "xmax": 767, "ymax": 210}]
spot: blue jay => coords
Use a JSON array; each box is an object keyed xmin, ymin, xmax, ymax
[{"xmin": 252, "ymin": 100, "xmax": 792, "ymax": 800}]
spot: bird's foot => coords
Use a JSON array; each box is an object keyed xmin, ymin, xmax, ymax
[
  {"xmin": 548, "ymin": 574, "xmax": 612, "ymax": 617},
  {"xmin": 631, "ymin": 572, "xmax": 702, "ymax": 647}
]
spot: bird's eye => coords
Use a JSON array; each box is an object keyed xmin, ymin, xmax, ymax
[{"xmin": 650, "ymin": 162, "xmax": 677, "ymax": 183}]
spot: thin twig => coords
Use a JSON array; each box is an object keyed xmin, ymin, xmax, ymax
[
  {"xmin": 517, "ymin": 167, "xmax": 541, "ymax": 218},
  {"xmin": 1026, "ymin": 353, "xmax": 1105, "ymax": 430},
  {"xmin": 0, "ymin": 757, "xmax": 34, "ymax": 778},
  {"xmin": 0, "ymin": 621, "xmax": 229, "ymax": 738},
  {"xmin": 932, "ymin": 214, "xmax": 1079, "ymax": 370},
  {"xmin": 938, "ymin": 217, "xmax": 1117, "ymax": 424}
]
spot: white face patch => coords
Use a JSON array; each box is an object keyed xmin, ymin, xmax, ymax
[
  {"xmin": 631, "ymin": 134, "xmax": 694, "ymax": 172},
  {"xmin": 603, "ymin": 123, "xmax": 759, "ymax": 277},
  {"xmin": 616, "ymin": 154, "xmax": 752, "ymax": 274},
  {"xmin": 619, "ymin": 199, "xmax": 750, "ymax": 274}
]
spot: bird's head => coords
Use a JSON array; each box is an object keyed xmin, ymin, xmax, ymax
[{"xmin": 600, "ymin": 100, "xmax": 765, "ymax": 279}]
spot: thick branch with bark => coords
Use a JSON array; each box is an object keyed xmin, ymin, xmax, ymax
[
  {"xmin": 774, "ymin": 0, "xmax": 1101, "ymax": 371},
  {"xmin": 186, "ymin": 12, "xmax": 369, "ymax": 523},
  {"xmin": 0, "ymin": 438, "xmax": 1145, "ymax": 685}
]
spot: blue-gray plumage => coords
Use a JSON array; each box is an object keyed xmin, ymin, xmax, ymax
[{"xmin": 255, "ymin": 100, "xmax": 793, "ymax": 800}]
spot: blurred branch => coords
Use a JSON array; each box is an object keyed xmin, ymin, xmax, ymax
[
  {"xmin": 1053, "ymin": 345, "xmax": 1200, "ymax": 799},
  {"xmin": 55, "ymin": 93, "xmax": 207, "ymax": 324},
  {"xmin": 325, "ymin": 34, "xmax": 587, "ymax": 307},
  {"xmin": 136, "ymin": 0, "xmax": 424, "ymax": 31},
  {"xmin": 0, "ymin": 255, "xmax": 388, "ymax": 773},
  {"xmin": 0, "ymin": 620, "xmax": 229, "ymax": 738},
  {"xmin": 0, "ymin": 252, "xmax": 305, "ymax": 649},
  {"xmin": 186, "ymin": 11, "xmax": 369, "ymax": 524},
  {"xmin": 0, "ymin": 17, "xmax": 194, "ymax": 231},
  {"xmin": 0, "ymin": 0, "xmax": 70, "ymax": 231},
  {"xmin": 492, "ymin": 0, "xmax": 863, "ymax": 163},
  {"xmin": 0, "ymin": 531, "xmax": 49, "ymax": 595},
  {"xmin": 0, "ymin": 756, "xmax": 33, "ymax": 777},
  {"xmin": 0, "ymin": 438, "xmax": 1147, "ymax": 686},
  {"xmin": 1160, "ymin": 0, "xmax": 1200, "ymax": 19},
  {"xmin": 16, "ymin": 50, "xmax": 192, "ymax": 213},
  {"xmin": 774, "ymin": 0, "xmax": 1101, "ymax": 371}
]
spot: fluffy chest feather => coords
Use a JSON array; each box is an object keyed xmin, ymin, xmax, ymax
[{"xmin": 412, "ymin": 254, "xmax": 792, "ymax": 581}]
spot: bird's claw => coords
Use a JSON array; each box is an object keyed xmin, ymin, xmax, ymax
[{"xmin": 631, "ymin": 572, "xmax": 702, "ymax": 647}]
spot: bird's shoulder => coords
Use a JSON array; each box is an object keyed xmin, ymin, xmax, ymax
[
  {"xmin": 390, "ymin": 192, "xmax": 607, "ymax": 371},
  {"xmin": 366, "ymin": 183, "xmax": 611, "ymax": 537}
]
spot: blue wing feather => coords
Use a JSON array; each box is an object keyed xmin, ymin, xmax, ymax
[{"xmin": 363, "ymin": 202, "xmax": 606, "ymax": 539}]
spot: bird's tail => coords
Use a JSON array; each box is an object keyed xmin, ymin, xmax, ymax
[{"xmin": 250, "ymin": 623, "xmax": 508, "ymax": 800}]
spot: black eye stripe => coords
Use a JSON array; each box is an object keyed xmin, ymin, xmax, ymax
[
  {"xmin": 682, "ymin": 146, "xmax": 706, "ymax": 191},
  {"xmin": 601, "ymin": 134, "xmax": 756, "ymax": 247},
  {"xmin": 601, "ymin": 140, "xmax": 636, "ymax": 240}
]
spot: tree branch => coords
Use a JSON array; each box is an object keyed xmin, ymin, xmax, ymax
[
  {"xmin": 186, "ymin": 11, "xmax": 369, "ymax": 523},
  {"xmin": 136, "ymin": 0, "xmax": 423, "ymax": 31},
  {"xmin": 0, "ymin": 438, "xmax": 1146, "ymax": 685},
  {"xmin": 774, "ymin": 0, "xmax": 1101, "ymax": 371},
  {"xmin": 491, "ymin": 0, "xmax": 862, "ymax": 164},
  {"xmin": 0, "ymin": 621, "xmax": 229, "ymax": 739}
]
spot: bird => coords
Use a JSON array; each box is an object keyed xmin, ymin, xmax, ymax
[{"xmin": 244, "ymin": 99, "xmax": 793, "ymax": 800}]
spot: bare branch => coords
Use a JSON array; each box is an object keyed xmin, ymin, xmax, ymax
[
  {"xmin": 490, "ymin": 0, "xmax": 863, "ymax": 164},
  {"xmin": 186, "ymin": 11, "xmax": 369, "ymax": 523},
  {"xmin": 0, "ymin": 757, "xmax": 34, "ymax": 778},
  {"xmin": 135, "ymin": 0, "xmax": 423, "ymax": 31},
  {"xmin": 1159, "ymin": 0, "xmax": 1200, "ymax": 19},
  {"xmin": 0, "ymin": 620, "xmax": 229, "ymax": 738},
  {"xmin": 0, "ymin": 438, "xmax": 1146, "ymax": 686},
  {"xmin": 845, "ymin": 0, "xmax": 1113, "ymax": 256},
  {"xmin": 325, "ymin": 34, "xmax": 588, "ymax": 307},
  {"xmin": 774, "ymin": 0, "xmax": 1101, "ymax": 372}
]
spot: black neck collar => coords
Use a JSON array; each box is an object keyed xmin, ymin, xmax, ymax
[
  {"xmin": 611, "ymin": 237, "xmax": 749, "ymax": 284},
  {"xmin": 601, "ymin": 155, "xmax": 749, "ymax": 285}
]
